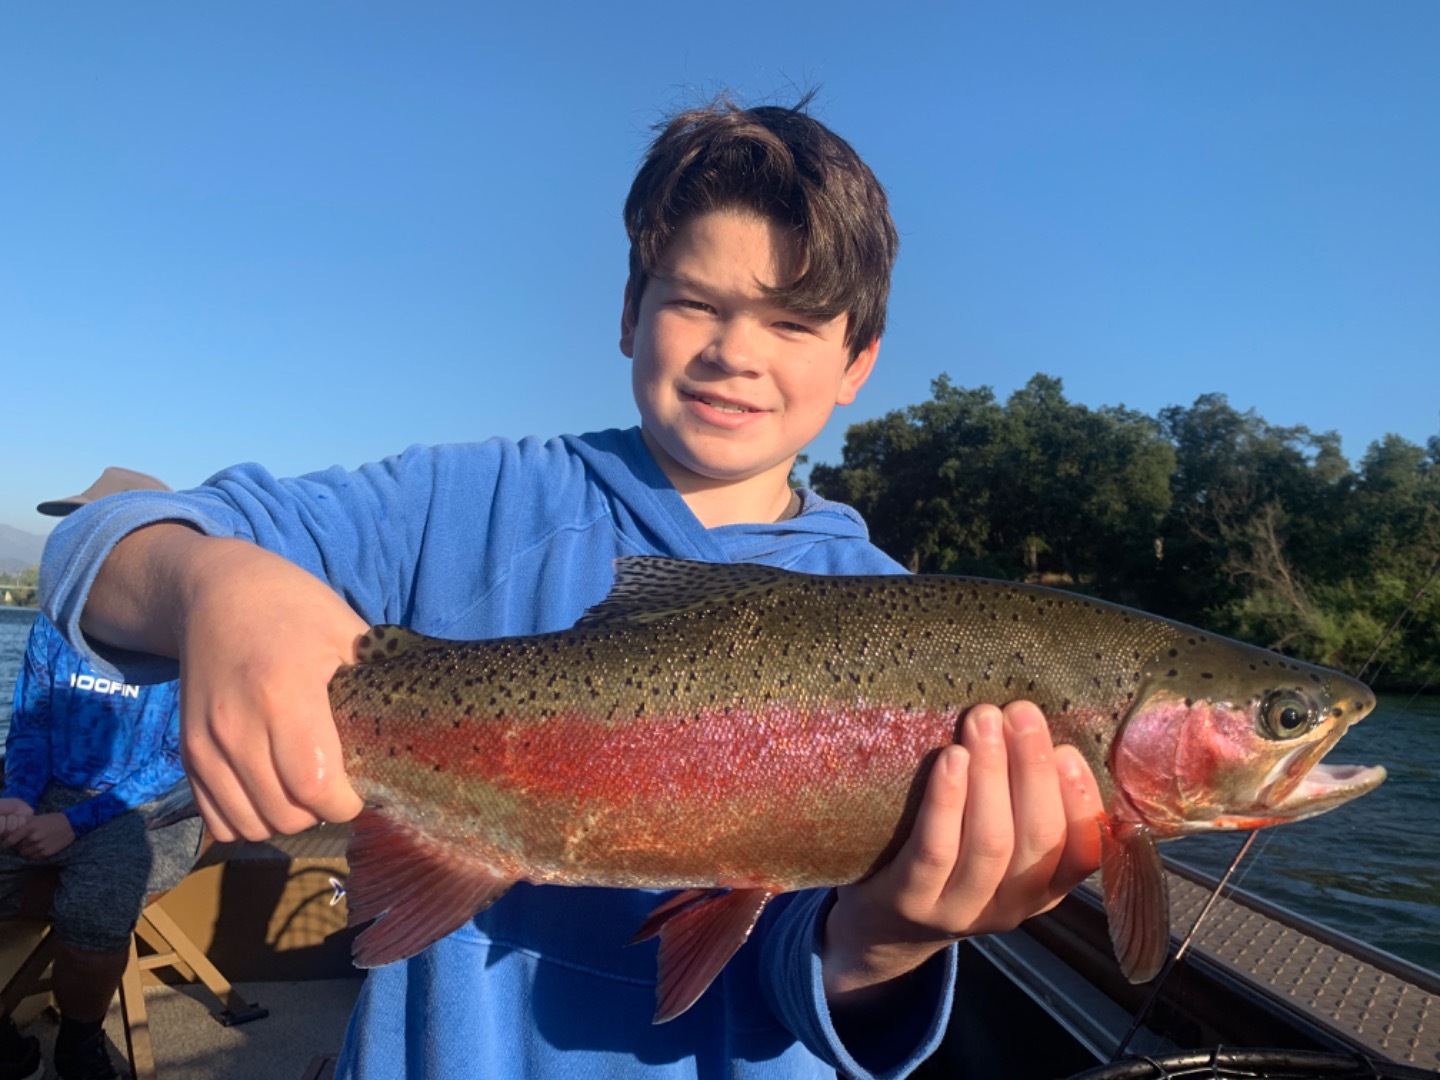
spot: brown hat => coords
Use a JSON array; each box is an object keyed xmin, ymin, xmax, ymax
[{"xmin": 37, "ymin": 467, "xmax": 172, "ymax": 517}]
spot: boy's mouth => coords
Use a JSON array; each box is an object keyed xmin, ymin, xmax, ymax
[{"xmin": 682, "ymin": 390, "xmax": 762, "ymax": 415}]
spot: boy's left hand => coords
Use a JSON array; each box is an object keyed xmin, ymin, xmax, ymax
[
  {"xmin": 822, "ymin": 701, "xmax": 1102, "ymax": 1007},
  {"xmin": 10, "ymin": 813, "xmax": 78, "ymax": 860}
]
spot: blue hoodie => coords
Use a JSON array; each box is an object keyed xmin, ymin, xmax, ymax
[{"xmin": 42, "ymin": 428, "xmax": 956, "ymax": 1080}]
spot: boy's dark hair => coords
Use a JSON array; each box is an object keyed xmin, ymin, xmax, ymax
[{"xmin": 624, "ymin": 94, "xmax": 899, "ymax": 357}]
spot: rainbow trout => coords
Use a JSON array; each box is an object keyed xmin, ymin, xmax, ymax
[{"xmin": 331, "ymin": 557, "xmax": 1384, "ymax": 1021}]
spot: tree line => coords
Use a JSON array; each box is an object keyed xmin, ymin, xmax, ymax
[{"xmin": 811, "ymin": 374, "xmax": 1439, "ymax": 692}]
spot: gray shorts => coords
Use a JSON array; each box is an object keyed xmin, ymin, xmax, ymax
[{"xmin": 0, "ymin": 783, "xmax": 204, "ymax": 953}]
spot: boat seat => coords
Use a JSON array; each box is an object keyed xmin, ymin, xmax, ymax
[{"xmin": 0, "ymin": 852, "xmax": 268, "ymax": 1080}]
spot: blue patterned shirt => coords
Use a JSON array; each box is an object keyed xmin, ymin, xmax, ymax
[{"xmin": 5, "ymin": 614, "xmax": 184, "ymax": 836}]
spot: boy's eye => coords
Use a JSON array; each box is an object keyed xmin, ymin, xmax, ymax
[
  {"xmin": 674, "ymin": 299, "xmax": 714, "ymax": 313},
  {"xmin": 775, "ymin": 320, "xmax": 816, "ymax": 335}
]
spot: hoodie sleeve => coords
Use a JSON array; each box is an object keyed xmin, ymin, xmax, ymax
[
  {"xmin": 760, "ymin": 889, "xmax": 956, "ymax": 1079},
  {"xmin": 39, "ymin": 448, "xmax": 463, "ymax": 682}
]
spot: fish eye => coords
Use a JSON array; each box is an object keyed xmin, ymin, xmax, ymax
[{"xmin": 1258, "ymin": 690, "xmax": 1317, "ymax": 740}]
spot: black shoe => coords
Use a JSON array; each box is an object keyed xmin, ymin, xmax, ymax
[
  {"xmin": 0, "ymin": 1016, "xmax": 42, "ymax": 1080},
  {"xmin": 53, "ymin": 1027, "xmax": 119, "ymax": 1080}
]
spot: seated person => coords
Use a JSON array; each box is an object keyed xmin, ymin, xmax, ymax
[{"xmin": 0, "ymin": 471, "xmax": 202, "ymax": 1080}]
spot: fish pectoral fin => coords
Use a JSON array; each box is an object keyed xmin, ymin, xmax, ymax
[
  {"xmin": 1099, "ymin": 824, "xmax": 1170, "ymax": 984},
  {"xmin": 630, "ymin": 887, "xmax": 776, "ymax": 1024},
  {"xmin": 344, "ymin": 807, "xmax": 514, "ymax": 967}
]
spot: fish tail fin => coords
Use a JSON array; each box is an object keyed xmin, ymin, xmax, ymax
[
  {"xmin": 1099, "ymin": 823, "xmax": 1171, "ymax": 983},
  {"xmin": 355, "ymin": 625, "xmax": 444, "ymax": 663},
  {"xmin": 345, "ymin": 807, "xmax": 513, "ymax": 967},
  {"xmin": 630, "ymin": 887, "xmax": 775, "ymax": 1024}
]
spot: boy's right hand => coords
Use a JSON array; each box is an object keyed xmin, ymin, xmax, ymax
[{"xmin": 85, "ymin": 526, "xmax": 367, "ymax": 842}]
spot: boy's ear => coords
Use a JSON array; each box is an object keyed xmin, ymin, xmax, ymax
[
  {"xmin": 836, "ymin": 337, "xmax": 880, "ymax": 406},
  {"xmin": 619, "ymin": 282, "xmax": 636, "ymax": 358}
]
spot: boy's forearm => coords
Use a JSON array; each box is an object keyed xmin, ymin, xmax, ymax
[{"xmin": 81, "ymin": 523, "xmax": 220, "ymax": 658}]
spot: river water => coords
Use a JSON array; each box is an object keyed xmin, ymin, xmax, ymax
[{"xmin": 1, "ymin": 603, "xmax": 1435, "ymax": 975}]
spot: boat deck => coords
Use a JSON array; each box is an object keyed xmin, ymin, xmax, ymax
[{"xmin": 25, "ymin": 976, "xmax": 359, "ymax": 1080}]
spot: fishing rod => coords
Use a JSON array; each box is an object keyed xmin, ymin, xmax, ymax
[
  {"xmin": 1108, "ymin": 557, "xmax": 1437, "ymax": 1062},
  {"xmin": 1354, "ymin": 554, "xmax": 1440, "ymax": 685}
]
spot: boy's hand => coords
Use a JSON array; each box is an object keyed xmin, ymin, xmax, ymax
[
  {"xmin": 0, "ymin": 799, "xmax": 35, "ymax": 847},
  {"xmin": 10, "ymin": 813, "xmax": 76, "ymax": 860},
  {"xmin": 86, "ymin": 526, "xmax": 367, "ymax": 842},
  {"xmin": 822, "ymin": 701, "xmax": 1102, "ymax": 1007}
]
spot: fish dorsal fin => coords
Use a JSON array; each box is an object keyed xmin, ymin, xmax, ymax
[
  {"xmin": 355, "ymin": 625, "xmax": 441, "ymax": 664},
  {"xmin": 576, "ymin": 557, "xmax": 798, "ymax": 628}
]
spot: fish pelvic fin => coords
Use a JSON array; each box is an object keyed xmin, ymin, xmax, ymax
[
  {"xmin": 1099, "ymin": 822, "xmax": 1171, "ymax": 983},
  {"xmin": 345, "ymin": 807, "xmax": 513, "ymax": 967},
  {"xmin": 630, "ymin": 887, "xmax": 776, "ymax": 1024}
]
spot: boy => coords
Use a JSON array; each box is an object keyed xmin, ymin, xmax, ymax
[{"xmin": 41, "ymin": 99, "xmax": 1100, "ymax": 1078}]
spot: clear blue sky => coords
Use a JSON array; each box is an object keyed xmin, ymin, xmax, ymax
[{"xmin": 3, "ymin": 3, "xmax": 1437, "ymax": 535}]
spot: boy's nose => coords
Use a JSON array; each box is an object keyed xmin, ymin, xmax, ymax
[{"xmin": 703, "ymin": 319, "xmax": 763, "ymax": 375}]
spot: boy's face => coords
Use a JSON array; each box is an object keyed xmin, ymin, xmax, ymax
[{"xmin": 620, "ymin": 209, "xmax": 877, "ymax": 517}]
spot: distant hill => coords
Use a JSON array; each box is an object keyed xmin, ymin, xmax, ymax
[{"xmin": 0, "ymin": 524, "xmax": 46, "ymax": 575}]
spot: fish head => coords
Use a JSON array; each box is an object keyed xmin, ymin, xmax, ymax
[{"xmin": 1109, "ymin": 637, "xmax": 1385, "ymax": 838}]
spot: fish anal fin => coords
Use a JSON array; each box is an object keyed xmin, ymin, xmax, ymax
[
  {"xmin": 631, "ymin": 887, "xmax": 775, "ymax": 1024},
  {"xmin": 345, "ymin": 807, "xmax": 513, "ymax": 967},
  {"xmin": 354, "ymin": 625, "xmax": 444, "ymax": 664},
  {"xmin": 1099, "ymin": 823, "xmax": 1170, "ymax": 983}
]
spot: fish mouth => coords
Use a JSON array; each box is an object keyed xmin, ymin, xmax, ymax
[{"xmin": 1262, "ymin": 761, "xmax": 1387, "ymax": 820}]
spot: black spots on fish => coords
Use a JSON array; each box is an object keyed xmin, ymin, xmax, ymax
[
  {"xmin": 1167, "ymin": 669, "xmax": 1178, "ymax": 678},
  {"xmin": 1014, "ymin": 651, "xmax": 1026, "ymax": 665},
  {"xmin": 1093, "ymin": 732, "xmax": 1104, "ymax": 745},
  {"xmin": 1331, "ymin": 706, "xmax": 1344, "ymax": 718},
  {"xmin": 1091, "ymin": 676, "xmax": 1102, "ymax": 689},
  {"xmin": 1168, "ymin": 648, "xmax": 1179, "ymax": 658},
  {"xmin": 1309, "ymin": 673, "xmax": 1322, "ymax": 685},
  {"xmin": 1094, "ymin": 652, "xmax": 1103, "ymax": 662},
  {"xmin": 432, "ymin": 763, "xmax": 443, "ymax": 773},
  {"xmin": 1027, "ymin": 680, "xmax": 1036, "ymax": 693},
  {"xmin": 1111, "ymin": 711, "xmax": 1120, "ymax": 723},
  {"xmin": 1114, "ymin": 676, "xmax": 1124, "ymax": 688},
  {"xmin": 1184, "ymin": 698, "xmax": 1194, "ymax": 708},
  {"xmin": 1004, "ymin": 676, "xmax": 1013, "ymax": 690},
  {"xmin": 1187, "ymin": 637, "xmax": 1198, "ymax": 646},
  {"xmin": 452, "ymin": 718, "xmax": 462, "ymax": 729},
  {"xmin": 1201, "ymin": 672, "xmax": 1214, "ymax": 680},
  {"xmin": 1061, "ymin": 699, "xmax": 1071, "ymax": 712},
  {"xmin": 388, "ymin": 746, "xmax": 398, "ymax": 757}
]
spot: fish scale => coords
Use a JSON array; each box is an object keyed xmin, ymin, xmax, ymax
[{"xmin": 327, "ymin": 556, "xmax": 1383, "ymax": 1022}]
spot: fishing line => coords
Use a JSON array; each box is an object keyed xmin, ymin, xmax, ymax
[{"xmin": 1111, "ymin": 832, "xmax": 1259, "ymax": 1060}]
